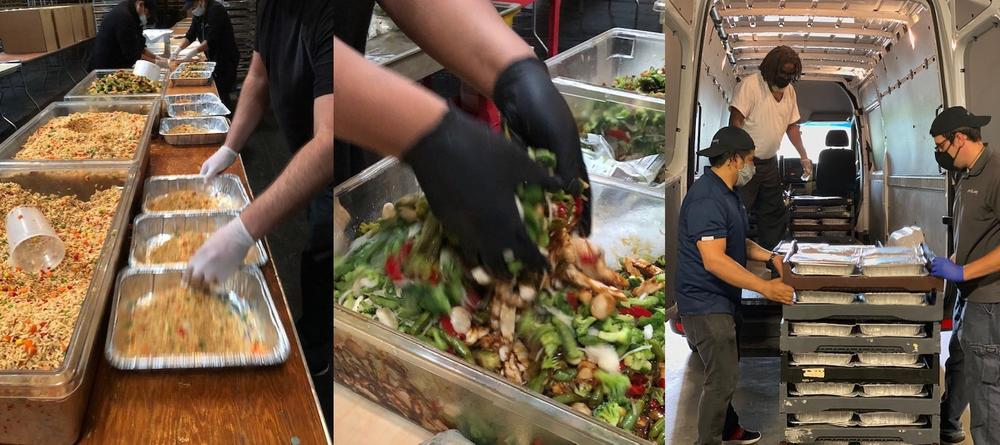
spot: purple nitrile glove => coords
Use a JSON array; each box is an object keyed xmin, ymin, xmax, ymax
[{"xmin": 931, "ymin": 257, "xmax": 965, "ymax": 282}]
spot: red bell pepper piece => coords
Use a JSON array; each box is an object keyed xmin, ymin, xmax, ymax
[
  {"xmin": 620, "ymin": 306, "xmax": 653, "ymax": 318},
  {"xmin": 566, "ymin": 291, "xmax": 579, "ymax": 310},
  {"xmin": 439, "ymin": 315, "xmax": 458, "ymax": 337}
]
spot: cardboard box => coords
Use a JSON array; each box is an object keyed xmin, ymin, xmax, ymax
[
  {"xmin": 0, "ymin": 8, "xmax": 59, "ymax": 54},
  {"xmin": 69, "ymin": 5, "xmax": 87, "ymax": 43},
  {"xmin": 47, "ymin": 6, "xmax": 76, "ymax": 48},
  {"xmin": 83, "ymin": 4, "xmax": 96, "ymax": 38}
]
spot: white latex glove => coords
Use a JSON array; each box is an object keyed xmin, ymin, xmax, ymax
[
  {"xmin": 185, "ymin": 216, "xmax": 255, "ymax": 288},
  {"xmin": 200, "ymin": 145, "xmax": 238, "ymax": 182},
  {"xmin": 800, "ymin": 158, "xmax": 814, "ymax": 180}
]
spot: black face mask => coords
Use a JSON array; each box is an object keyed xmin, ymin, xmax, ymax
[
  {"xmin": 773, "ymin": 77, "xmax": 792, "ymax": 88},
  {"xmin": 935, "ymin": 139, "xmax": 963, "ymax": 172}
]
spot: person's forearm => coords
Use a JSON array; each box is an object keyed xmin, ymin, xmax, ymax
[
  {"xmin": 333, "ymin": 38, "xmax": 446, "ymax": 156},
  {"xmin": 179, "ymin": 38, "xmax": 191, "ymax": 50},
  {"xmin": 223, "ymin": 53, "xmax": 268, "ymax": 152},
  {"xmin": 704, "ymin": 254, "xmax": 771, "ymax": 294},
  {"xmin": 728, "ymin": 106, "xmax": 746, "ymax": 128},
  {"xmin": 787, "ymin": 124, "xmax": 808, "ymax": 159},
  {"xmin": 746, "ymin": 240, "xmax": 773, "ymax": 262},
  {"xmin": 193, "ymin": 40, "xmax": 209, "ymax": 54},
  {"xmin": 240, "ymin": 134, "xmax": 332, "ymax": 239},
  {"xmin": 378, "ymin": 0, "xmax": 534, "ymax": 97},
  {"xmin": 141, "ymin": 49, "xmax": 157, "ymax": 62},
  {"xmin": 962, "ymin": 246, "xmax": 1000, "ymax": 281}
]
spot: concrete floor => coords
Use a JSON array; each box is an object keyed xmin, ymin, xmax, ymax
[{"xmin": 666, "ymin": 327, "xmax": 972, "ymax": 445}]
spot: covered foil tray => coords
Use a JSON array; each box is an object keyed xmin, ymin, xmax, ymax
[
  {"xmin": 169, "ymin": 70, "xmax": 213, "ymax": 86},
  {"xmin": 862, "ymin": 292, "xmax": 928, "ymax": 306},
  {"xmin": 859, "ymin": 384, "xmax": 925, "ymax": 397},
  {"xmin": 857, "ymin": 324, "xmax": 924, "ymax": 338},
  {"xmin": 856, "ymin": 353, "xmax": 920, "ymax": 366},
  {"xmin": 793, "ymin": 411, "xmax": 855, "ymax": 425},
  {"xmin": 159, "ymin": 116, "xmax": 229, "ymax": 145},
  {"xmin": 106, "ymin": 267, "xmax": 289, "ymax": 369},
  {"xmin": 791, "ymin": 353, "xmax": 853, "ymax": 367},
  {"xmin": 334, "ymin": 158, "xmax": 661, "ymax": 444},
  {"xmin": 0, "ymin": 100, "xmax": 159, "ymax": 165},
  {"xmin": 167, "ymin": 101, "xmax": 231, "ymax": 118},
  {"xmin": 861, "ymin": 264, "xmax": 928, "ymax": 277},
  {"xmin": 129, "ymin": 212, "xmax": 267, "ymax": 268},
  {"xmin": 163, "ymin": 93, "xmax": 222, "ymax": 106},
  {"xmin": 795, "ymin": 291, "xmax": 857, "ymax": 304},
  {"xmin": 64, "ymin": 69, "xmax": 167, "ymax": 101},
  {"xmin": 791, "ymin": 383, "xmax": 857, "ymax": 397},
  {"xmin": 0, "ymin": 165, "xmax": 140, "ymax": 445},
  {"xmin": 792, "ymin": 263, "xmax": 856, "ymax": 276},
  {"xmin": 857, "ymin": 412, "xmax": 922, "ymax": 427},
  {"xmin": 142, "ymin": 174, "xmax": 249, "ymax": 215},
  {"xmin": 789, "ymin": 322, "xmax": 854, "ymax": 337}
]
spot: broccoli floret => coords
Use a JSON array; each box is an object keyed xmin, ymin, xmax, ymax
[
  {"xmin": 541, "ymin": 355, "xmax": 561, "ymax": 370},
  {"xmin": 573, "ymin": 315, "xmax": 597, "ymax": 337},
  {"xmin": 538, "ymin": 323, "xmax": 562, "ymax": 357},
  {"xmin": 573, "ymin": 381, "xmax": 594, "ymax": 398},
  {"xmin": 627, "ymin": 275, "xmax": 643, "ymax": 288},
  {"xmin": 623, "ymin": 348, "xmax": 654, "ymax": 372},
  {"xmin": 596, "ymin": 369, "xmax": 630, "ymax": 401},
  {"xmin": 593, "ymin": 401, "xmax": 627, "ymax": 427},
  {"xmin": 598, "ymin": 325, "xmax": 639, "ymax": 345}
]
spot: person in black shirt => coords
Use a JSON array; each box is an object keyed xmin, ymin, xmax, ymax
[
  {"xmin": 89, "ymin": 0, "xmax": 166, "ymax": 70},
  {"xmin": 176, "ymin": 0, "xmax": 240, "ymax": 108},
  {"xmin": 191, "ymin": 0, "xmax": 334, "ymax": 427}
]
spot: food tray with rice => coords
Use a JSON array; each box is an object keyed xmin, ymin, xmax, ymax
[
  {"xmin": 129, "ymin": 212, "xmax": 267, "ymax": 268},
  {"xmin": 779, "ymin": 241, "xmax": 943, "ymax": 294},
  {"xmin": 334, "ymin": 158, "xmax": 664, "ymax": 444},
  {"xmin": 169, "ymin": 70, "xmax": 213, "ymax": 86},
  {"xmin": 780, "ymin": 322, "xmax": 940, "ymax": 354},
  {"xmin": 0, "ymin": 164, "xmax": 141, "ymax": 445},
  {"xmin": 166, "ymin": 101, "xmax": 231, "ymax": 118},
  {"xmin": 174, "ymin": 61, "xmax": 216, "ymax": 74},
  {"xmin": 781, "ymin": 383, "xmax": 940, "ymax": 414},
  {"xmin": 105, "ymin": 268, "xmax": 289, "ymax": 369},
  {"xmin": 142, "ymin": 174, "xmax": 249, "ymax": 215},
  {"xmin": 163, "ymin": 93, "xmax": 222, "ymax": 106},
  {"xmin": 159, "ymin": 117, "xmax": 229, "ymax": 145},
  {"xmin": 64, "ymin": 69, "xmax": 167, "ymax": 102},
  {"xmin": 0, "ymin": 101, "xmax": 159, "ymax": 166}
]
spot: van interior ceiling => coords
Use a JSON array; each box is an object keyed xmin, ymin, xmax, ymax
[{"xmin": 692, "ymin": 0, "xmax": 949, "ymax": 256}]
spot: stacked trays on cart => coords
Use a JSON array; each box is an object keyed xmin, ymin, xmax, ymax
[
  {"xmin": 790, "ymin": 196, "xmax": 853, "ymax": 242},
  {"xmin": 779, "ymin": 241, "xmax": 944, "ymax": 445}
]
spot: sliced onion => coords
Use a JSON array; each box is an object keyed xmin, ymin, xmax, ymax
[
  {"xmin": 584, "ymin": 344, "xmax": 621, "ymax": 374},
  {"xmin": 643, "ymin": 324, "xmax": 654, "ymax": 340},
  {"xmin": 375, "ymin": 308, "xmax": 398, "ymax": 330},
  {"xmin": 499, "ymin": 304, "xmax": 516, "ymax": 339},
  {"xmin": 381, "ymin": 202, "xmax": 396, "ymax": 219},
  {"xmin": 471, "ymin": 267, "xmax": 491, "ymax": 285},
  {"xmin": 450, "ymin": 306, "xmax": 471, "ymax": 335}
]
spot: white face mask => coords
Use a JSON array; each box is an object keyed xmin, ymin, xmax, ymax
[
  {"xmin": 192, "ymin": 5, "xmax": 205, "ymax": 17},
  {"xmin": 139, "ymin": 14, "xmax": 148, "ymax": 27},
  {"xmin": 735, "ymin": 158, "xmax": 756, "ymax": 187}
]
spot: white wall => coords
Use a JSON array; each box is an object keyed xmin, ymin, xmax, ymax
[{"xmin": 694, "ymin": 18, "xmax": 737, "ymax": 172}]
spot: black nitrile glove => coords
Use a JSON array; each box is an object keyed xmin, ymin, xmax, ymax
[
  {"xmin": 493, "ymin": 57, "xmax": 592, "ymax": 236},
  {"xmin": 402, "ymin": 108, "xmax": 561, "ymax": 278}
]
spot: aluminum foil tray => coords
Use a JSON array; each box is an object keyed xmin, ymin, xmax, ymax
[
  {"xmin": 164, "ymin": 93, "xmax": 222, "ymax": 106},
  {"xmin": 793, "ymin": 411, "xmax": 855, "ymax": 426},
  {"xmin": 862, "ymin": 292, "xmax": 928, "ymax": 306},
  {"xmin": 64, "ymin": 69, "xmax": 167, "ymax": 101},
  {"xmin": 857, "ymin": 412, "xmax": 922, "ymax": 427},
  {"xmin": 170, "ymin": 70, "xmax": 213, "ymax": 86},
  {"xmin": 791, "ymin": 353, "xmax": 853, "ymax": 367},
  {"xmin": 167, "ymin": 101, "xmax": 231, "ymax": 118},
  {"xmin": 858, "ymin": 324, "xmax": 924, "ymax": 338},
  {"xmin": 792, "ymin": 264, "xmax": 856, "ymax": 276},
  {"xmin": 130, "ymin": 212, "xmax": 267, "ymax": 268},
  {"xmin": 790, "ymin": 322, "xmax": 854, "ymax": 337},
  {"xmin": 142, "ymin": 174, "xmax": 249, "ymax": 214},
  {"xmin": 859, "ymin": 384, "xmax": 926, "ymax": 397},
  {"xmin": 159, "ymin": 116, "xmax": 229, "ymax": 145},
  {"xmin": 857, "ymin": 353, "xmax": 920, "ymax": 367},
  {"xmin": 105, "ymin": 267, "xmax": 290, "ymax": 369},
  {"xmin": 792, "ymin": 383, "xmax": 857, "ymax": 397},
  {"xmin": 861, "ymin": 264, "xmax": 928, "ymax": 277},
  {"xmin": 174, "ymin": 61, "xmax": 216, "ymax": 73},
  {"xmin": 795, "ymin": 291, "xmax": 857, "ymax": 304}
]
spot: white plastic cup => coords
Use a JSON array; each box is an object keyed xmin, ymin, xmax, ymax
[
  {"xmin": 6, "ymin": 207, "xmax": 65, "ymax": 272},
  {"xmin": 133, "ymin": 60, "xmax": 160, "ymax": 82}
]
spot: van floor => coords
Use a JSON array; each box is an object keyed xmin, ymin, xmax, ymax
[{"xmin": 665, "ymin": 330, "xmax": 971, "ymax": 444}]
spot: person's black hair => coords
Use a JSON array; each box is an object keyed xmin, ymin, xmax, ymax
[
  {"xmin": 950, "ymin": 126, "xmax": 982, "ymax": 143},
  {"xmin": 759, "ymin": 46, "xmax": 802, "ymax": 85},
  {"xmin": 709, "ymin": 149, "xmax": 753, "ymax": 168}
]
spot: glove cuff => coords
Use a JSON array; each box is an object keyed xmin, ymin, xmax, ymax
[
  {"xmin": 401, "ymin": 108, "xmax": 468, "ymax": 168},
  {"xmin": 228, "ymin": 215, "xmax": 257, "ymax": 246},
  {"xmin": 219, "ymin": 145, "xmax": 238, "ymax": 160},
  {"xmin": 492, "ymin": 57, "xmax": 548, "ymax": 105}
]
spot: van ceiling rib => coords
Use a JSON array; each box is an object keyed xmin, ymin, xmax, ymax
[{"xmin": 713, "ymin": 0, "xmax": 924, "ymax": 82}]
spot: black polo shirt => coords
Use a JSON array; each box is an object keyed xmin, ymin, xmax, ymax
[
  {"xmin": 90, "ymin": 0, "xmax": 145, "ymax": 70},
  {"xmin": 676, "ymin": 167, "xmax": 750, "ymax": 316},
  {"xmin": 184, "ymin": 1, "xmax": 239, "ymax": 78},
  {"xmin": 955, "ymin": 144, "xmax": 1000, "ymax": 303},
  {"xmin": 255, "ymin": 0, "xmax": 333, "ymax": 153}
]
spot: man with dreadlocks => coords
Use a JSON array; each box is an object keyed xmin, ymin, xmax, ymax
[{"xmin": 729, "ymin": 45, "xmax": 813, "ymax": 251}]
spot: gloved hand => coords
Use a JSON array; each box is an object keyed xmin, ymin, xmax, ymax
[
  {"xmin": 185, "ymin": 216, "xmax": 255, "ymax": 288},
  {"xmin": 931, "ymin": 257, "xmax": 965, "ymax": 282},
  {"xmin": 493, "ymin": 58, "xmax": 592, "ymax": 236},
  {"xmin": 402, "ymin": 108, "xmax": 561, "ymax": 278},
  {"xmin": 200, "ymin": 145, "xmax": 238, "ymax": 182},
  {"xmin": 800, "ymin": 158, "xmax": 814, "ymax": 179}
]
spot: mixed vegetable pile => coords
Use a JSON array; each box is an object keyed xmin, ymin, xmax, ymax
[
  {"xmin": 87, "ymin": 70, "xmax": 158, "ymax": 95},
  {"xmin": 577, "ymin": 102, "xmax": 666, "ymax": 160},
  {"xmin": 335, "ymin": 150, "xmax": 665, "ymax": 442},
  {"xmin": 610, "ymin": 67, "xmax": 666, "ymax": 97}
]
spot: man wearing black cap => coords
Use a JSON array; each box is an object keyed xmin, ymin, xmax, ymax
[
  {"xmin": 177, "ymin": 0, "xmax": 239, "ymax": 108},
  {"xmin": 676, "ymin": 126, "xmax": 794, "ymax": 444},
  {"xmin": 90, "ymin": 0, "xmax": 166, "ymax": 70},
  {"xmin": 928, "ymin": 106, "xmax": 1000, "ymax": 444}
]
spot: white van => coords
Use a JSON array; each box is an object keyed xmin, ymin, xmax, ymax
[{"xmin": 659, "ymin": 0, "xmax": 1000, "ymax": 353}]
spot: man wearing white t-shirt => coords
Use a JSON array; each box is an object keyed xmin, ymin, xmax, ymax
[{"xmin": 729, "ymin": 46, "xmax": 813, "ymax": 250}]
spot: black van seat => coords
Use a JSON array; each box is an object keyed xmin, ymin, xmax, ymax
[{"xmin": 814, "ymin": 129, "xmax": 856, "ymax": 198}]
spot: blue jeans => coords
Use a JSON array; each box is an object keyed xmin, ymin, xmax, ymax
[
  {"xmin": 959, "ymin": 301, "xmax": 1000, "ymax": 444},
  {"xmin": 941, "ymin": 297, "xmax": 968, "ymax": 436}
]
